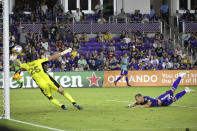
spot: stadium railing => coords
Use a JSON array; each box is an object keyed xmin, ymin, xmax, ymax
[{"xmin": 20, "ymin": 21, "xmax": 162, "ymax": 34}]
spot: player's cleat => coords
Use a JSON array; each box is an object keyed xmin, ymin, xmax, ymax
[
  {"xmin": 127, "ymin": 84, "xmax": 131, "ymax": 87},
  {"xmin": 114, "ymin": 81, "xmax": 117, "ymax": 86},
  {"xmin": 19, "ymin": 82, "xmax": 23, "ymax": 88},
  {"xmin": 185, "ymin": 87, "xmax": 196, "ymax": 93},
  {"xmin": 61, "ymin": 105, "xmax": 68, "ymax": 110},
  {"xmin": 179, "ymin": 71, "xmax": 189, "ymax": 78},
  {"xmin": 73, "ymin": 103, "xmax": 83, "ymax": 110}
]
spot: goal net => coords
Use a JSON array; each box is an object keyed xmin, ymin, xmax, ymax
[{"xmin": 0, "ymin": 0, "xmax": 10, "ymax": 119}]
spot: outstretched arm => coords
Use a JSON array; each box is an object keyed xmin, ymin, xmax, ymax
[
  {"xmin": 48, "ymin": 48, "xmax": 72, "ymax": 61},
  {"xmin": 125, "ymin": 102, "xmax": 151, "ymax": 108},
  {"xmin": 135, "ymin": 102, "xmax": 151, "ymax": 108},
  {"xmin": 125, "ymin": 103, "xmax": 137, "ymax": 108}
]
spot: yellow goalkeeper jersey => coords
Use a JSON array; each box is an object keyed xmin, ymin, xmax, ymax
[{"xmin": 20, "ymin": 58, "xmax": 49, "ymax": 83}]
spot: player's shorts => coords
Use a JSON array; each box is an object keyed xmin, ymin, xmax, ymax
[
  {"xmin": 38, "ymin": 75, "xmax": 61, "ymax": 99},
  {"xmin": 121, "ymin": 69, "xmax": 128, "ymax": 76},
  {"xmin": 158, "ymin": 90, "xmax": 174, "ymax": 106}
]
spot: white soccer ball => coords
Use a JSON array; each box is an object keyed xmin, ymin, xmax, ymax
[{"xmin": 14, "ymin": 45, "xmax": 23, "ymax": 54}]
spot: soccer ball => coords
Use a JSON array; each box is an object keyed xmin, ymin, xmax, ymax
[{"xmin": 13, "ymin": 45, "xmax": 23, "ymax": 54}]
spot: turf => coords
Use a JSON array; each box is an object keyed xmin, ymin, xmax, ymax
[{"xmin": 0, "ymin": 86, "xmax": 197, "ymax": 131}]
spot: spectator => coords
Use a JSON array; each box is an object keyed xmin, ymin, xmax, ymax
[
  {"xmin": 69, "ymin": 55, "xmax": 77, "ymax": 71},
  {"xmin": 73, "ymin": 8, "xmax": 82, "ymax": 22},
  {"xmin": 162, "ymin": 58, "xmax": 173, "ymax": 70},
  {"xmin": 155, "ymin": 43, "xmax": 164, "ymax": 62},
  {"xmin": 41, "ymin": 2, "xmax": 48, "ymax": 13},
  {"xmin": 78, "ymin": 55, "xmax": 89, "ymax": 71},
  {"xmin": 97, "ymin": 14, "xmax": 106, "ymax": 24},
  {"xmin": 41, "ymin": 39, "xmax": 48, "ymax": 51},
  {"xmin": 151, "ymin": 55, "xmax": 159, "ymax": 67},
  {"xmin": 73, "ymin": 37, "xmax": 80, "ymax": 50},
  {"xmin": 117, "ymin": 8, "xmax": 127, "ymax": 22},
  {"xmin": 130, "ymin": 58, "xmax": 139, "ymax": 70},
  {"xmin": 19, "ymin": 27, "xmax": 27, "ymax": 45},
  {"xmin": 142, "ymin": 15, "xmax": 149, "ymax": 23},
  {"xmin": 79, "ymin": 32, "xmax": 88, "ymax": 43},
  {"xmin": 104, "ymin": 31, "xmax": 112, "ymax": 43},
  {"xmin": 150, "ymin": 5, "xmax": 155, "ymax": 18},
  {"xmin": 120, "ymin": 39, "xmax": 128, "ymax": 52},
  {"xmin": 96, "ymin": 32, "xmax": 104, "ymax": 43},
  {"xmin": 120, "ymin": 31, "xmax": 126, "ymax": 40},
  {"xmin": 66, "ymin": 30, "xmax": 73, "ymax": 42},
  {"xmin": 71, "ymin": 47, "xmax": 78, "ymax": 58},
  {"xmin": 109, "ymin": 56, "xmax": 120, "ymax": 70},
  {"xmin": 108, "ymin": 42, "xmax": 115, "ymax": 54},
  {"xmin": 94, "ymin": 1, "xmax": 103, "ymax": 15},
  {"xmin": 123, "ymin": 33, "xmax": 131, "ymax": 44},
  {"xmin": 160, "ymin": 1, "xmax": 169, "ymax": 23},
  {"xmin": 42, "ymin": 24, "xmax": 49, "ymax": 39},
  {"xmin": 50, "ymin": 23, "xmax": 58, "ymax": 41},
  {"xmin": 133, "ymin": 10, "xmax": 142, "ymax": 21}
]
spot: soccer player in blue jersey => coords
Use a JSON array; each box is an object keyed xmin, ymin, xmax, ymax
[
  {"xmin": 126, "ymin": 72, "xmax": 195, "ymax": 108},
  {"xmin": 114, "ymin": 53, "xmax": 131, "ymax": 87}
]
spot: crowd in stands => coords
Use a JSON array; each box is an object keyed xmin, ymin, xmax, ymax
[
  {"xmin": 178, "ymin": 10, "xmax": 197, "ymax": 21},
  {"xmin": 11, "ymin": 0, "xmax": 160, "ymax": 24},
  {"xmin": 1, "ymin": 0, "xmax": 196, "ymax": 71},
  {"xmin": 6, "ymin": 22, "xmax": 197, "ymax": 72}
]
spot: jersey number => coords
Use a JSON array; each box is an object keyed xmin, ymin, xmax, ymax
[{"xmin": 28, "ymin": 66, "xmax": 41, "ymax": 75}]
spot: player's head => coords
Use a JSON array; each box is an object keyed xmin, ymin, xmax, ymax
[
  {"xmin": 135, "ymin": 93, "xmax": 144, "ymax": 104},
  {"xmin": 26, "ymin": 53, "xmax": 34, "ymax": 62}
]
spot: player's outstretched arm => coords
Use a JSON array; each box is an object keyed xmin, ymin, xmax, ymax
[
  {"xmin": 48, "ymin": 48, "xmax": 72, "ymax": 61},
  {"xmin": 135, "ymin": 102, "xmax": 151, "ymax": 108},
  {"xmin": 125, "ymin": 103, "xmax": 136, "ymax": 108}
]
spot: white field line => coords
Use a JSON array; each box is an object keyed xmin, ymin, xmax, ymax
[
  {"xmin": 104, "ymin": 99, "xmax": 197, "ymax": 109},
  {"xmin": 9, "ymin": 119, "xmax": 66, "ymax": 131},
  {"xmin": 79, "ymin": 126, "xmax": 197, "ymax": 131},
  {"xmin": 104, "ymin": 100, "xmax": 129, "ymax": 103}
]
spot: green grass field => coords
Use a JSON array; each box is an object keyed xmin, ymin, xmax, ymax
[{"xmin": 0, "ymin": 86, "xmax": 197, "ymax": 131}]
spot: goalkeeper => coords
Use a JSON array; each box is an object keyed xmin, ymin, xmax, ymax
[{"xmin": 11, "ymin": 48, "xmax": 82, "ymax": 110}]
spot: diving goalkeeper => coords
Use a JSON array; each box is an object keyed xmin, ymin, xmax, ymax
[{"xmin": 11, "ymin": 48, "xmax": 82, "ymax": 110}]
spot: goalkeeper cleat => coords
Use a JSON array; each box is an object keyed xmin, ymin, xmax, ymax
[
  {"xmin": 61, "ymin": 105, "xmax": 68, "ymax": 110},
  {"xmin": 73, "ymin": 103, "xmax": 83, "ymax": 110}
]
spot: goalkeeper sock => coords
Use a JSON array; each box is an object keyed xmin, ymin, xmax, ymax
[
  {"xmin": 63, "ymin": 92, "xmax": 76, "ymax": 103},
  {"xmin": 50, "ymin": 98, "xmax": 63, "ymax": 107}
]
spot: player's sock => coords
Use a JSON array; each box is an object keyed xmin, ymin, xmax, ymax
[
  {"xmin": 174, "ymin": 90, "xmax": 186, "ymax": 101},
  {"xmin": 172, "ymin": 77, "xmax": 182, "ymax": 91},
  {"xmin": 50, "ymin": 98, "xmax": 63, "ymax": 107},
  {"xmin": 63, "ymin": 92, "xmax": 75, "ymax": 103},
  {"xmin": 126, "ymin": 77, "xmax": 130, "ymax": 86},
  {"xmin": 116, "ymin": 76, "xmax": 122, "ymax": 82},
  {"xmin": 16, "ymin": 79, "xmax": 23, "ymax": 88}
]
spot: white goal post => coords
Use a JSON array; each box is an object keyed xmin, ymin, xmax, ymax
[{"xmin": 2, "ymin": 0, "xmax": 10, "ymax": 119}]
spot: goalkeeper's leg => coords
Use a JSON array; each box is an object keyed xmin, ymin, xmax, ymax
[
  {"xmin": 40, "ymin": 87, "xmax": 68, "ymax": 110},
  {"xmin": 58, "ymin": 87, "xmax": 83, "ymax": 110}
]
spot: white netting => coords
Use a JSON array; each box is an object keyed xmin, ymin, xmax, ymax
[{"xmin": 0, "ymin": 0, "xmax": 4, "ymax": 119}]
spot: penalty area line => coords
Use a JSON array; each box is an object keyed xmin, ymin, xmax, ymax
[
  {"xmin": 9, "ymin": 118, "xmax": 66, "ymax": 131},
  {"xmin": 104, "ymin": 100, "xmax": 129, "ymax": 103}
]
